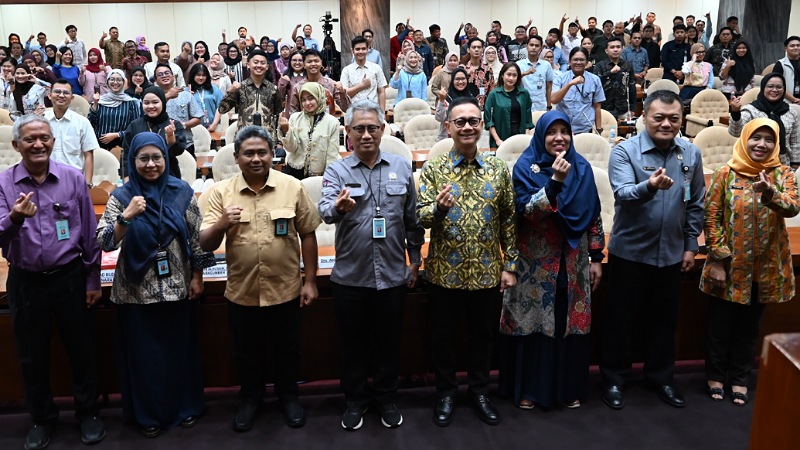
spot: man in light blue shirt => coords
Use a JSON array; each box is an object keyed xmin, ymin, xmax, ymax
[
  {"xmin": 360, "ymin": 29, "xmax": 383, "ymax": 67},
  {"xmin": 515, "ymin": 35, "xmax": 554, "ymax": 111},
  {"xmin": 293, "ymin": 24, "xmax": 320, "ymax": 51},
  {"xmin": 551, "ymin": 51, "xmax": 605, "ymax": 134},
  {"xmin": 621, "ymin": 31, "xmax": 650, "ymax": 84},
  {"xmin": 697, "ymin": 13, "xmax": 713, "ymax": 49},
  {"xmin": 600, "ymin": 90, "xmax": 705, "ymax": 411}
]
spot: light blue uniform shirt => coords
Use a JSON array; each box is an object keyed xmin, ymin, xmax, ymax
[
  {"xmin": 553, "ymin": 70, "xmax": 605, "ymax": 134},
  {"xmin": 607, "ymin": 131, "xmax": 705, "ymax": 267},
  {"xmin": 516, "ymin": 59, "xmax": 554, "ymax": 112}
]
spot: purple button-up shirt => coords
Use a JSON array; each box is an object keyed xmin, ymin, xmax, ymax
[{"xmin": 0, "ymin": 161, "xmax": 101, "ymax": 290}]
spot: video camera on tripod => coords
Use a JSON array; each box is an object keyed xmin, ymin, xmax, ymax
[{"xmin": 320, "ymin": 11, "xmax": 338, "ymax": 37}]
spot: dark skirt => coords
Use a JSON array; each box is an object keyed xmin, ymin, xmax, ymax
[
  {"xmin": 116, "ymin": 300, "xmax": 205, "ymax": 428},
  {"xmin": 498, "ymin": 285, "xmax": 590, "ymax": 408}
]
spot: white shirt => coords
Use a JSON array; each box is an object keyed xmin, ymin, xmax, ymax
[
  {"xmin": 562, "ymin": 34, "xmax": 582, "ymax": 52},
  {"xmin": 45, "ymin": 108, "xmax": 99, "ymax": 171},
  {"xmin": 143, "ymin": 61, "xmax": 186, "ymax": 88},
  {"xmin": 340, "ymin": 61, "xmax": 387, "ymax": 104}
]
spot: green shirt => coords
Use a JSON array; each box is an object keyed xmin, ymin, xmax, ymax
[
  {"xmin": 483, "ymin": 86, "xmax": 534, "ymax": 148},
  {"xmin": 417, "ymin": 149, "xmax": 518, "ymax": 290}
]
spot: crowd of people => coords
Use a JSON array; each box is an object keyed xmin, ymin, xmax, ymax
[{"xmin": 1, "ymin": 12, "xmax": 799, "ymax": 450}]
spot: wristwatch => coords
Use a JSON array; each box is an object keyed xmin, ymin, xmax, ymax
[
  {"xmin": 116, "ymin": 214, "xmax": 132, "ymax": 226},
  {"xmin": 596, "ymin": 127, "xmax": 604, "ymax": 133}
]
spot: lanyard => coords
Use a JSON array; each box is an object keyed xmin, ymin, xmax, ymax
[{"xmin": 358, "ymin": 163, "xmax": 382, "ymax": 217}]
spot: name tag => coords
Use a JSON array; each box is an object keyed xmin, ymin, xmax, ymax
[
  {"xmin": 373, "ymin": 217, "xmax": 386, "ymax": 239},
  {"xmin": 155, "ymin": 250, "xmax": 170, "ymax": 278},
  {"xmin": 684, "ymin": 179, "xmax": 691, "ymax": 202},
  {"xmin": 643, "ymin": 166, "xmax": 657, "ymax": 171},
  {"xmin": 55, "ymin": 220, "xmax": 70, "ymax": 241},
  {"xmin": 275, "ymin": 218, "xmax": 289, "ymax": 236}
]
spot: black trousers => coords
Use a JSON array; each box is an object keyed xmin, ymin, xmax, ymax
[
  {"xmin": 331, "ymin": 282, "xmax": 406, "ymax": 406},
  {"xmin": 227, "ymin": 299, "xmax": 300, "ymax": 401},
  {"xmin": 7, "ymin": 258, "xmax": 99, "ymax": 424},
  {"xmin": 600, "ymin": 254, "xmax": 681, "ymax": 387},
  {"xmin": 429, "ymin": 285, "xmax": 496, "ymax": 397},
  {"xmin": 706, "ymin": 288, "xmax": 766, "ymax": 386}
]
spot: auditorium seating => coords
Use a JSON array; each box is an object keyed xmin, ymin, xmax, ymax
[
  {"xmin": 494, "ymin": 134, "xmax": 529, "ymax": 172},
  {"xmin": 212, "ymin": 144, "xmax": 240, "ymax": 182},
  {"xmin": 403, "ymin": 114, "xmax": 440, "ymax": 150},
  {"xmin": 693, "ymin": 126, "xmax": 738, "ymax": 174},
  {"xmin": 90, "ymin": 148, "xmax": 120, "ymax": 186},
  {"xmin": 685, "ymin": 89, "xmax": 729, "ymax": 136},
  {"xmin": 300, "ymin": 176, "xmax": 336, "ymax": 247},
  {"xmin": 379, "ymin": 134, "xmax": 413, "ymax": 162},
  {"xmin": 574, "ymin": 132, "xmax": 612, "ymax": 169},
  {"xmin": 0, "ymin": 126, "xmax": 21, "ymax": 171}
]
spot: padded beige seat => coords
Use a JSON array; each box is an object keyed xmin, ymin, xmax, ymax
[
  {"xmin": 693, "ymin": 126, "xmax": 737, "ymax": 174},
  {"xmin": 392, "ymin": 98, "xmax": 432, "ymax": 130},
  {"xmin": 403, "ymin": 114, "xmax": 440, "ymax": 150},
  {"xmin": 176, "ymin": 151, "xmax": 197, "ymax": 184},
  {"xmin": 90, "ymin": 148, "xmax": 120, "ymax": 185},
  {"xmin": 647, "ymin": 79, "xmax": 680, "ymax": 95},
  {"xmin": 212, "ymin": 144, "xmax": 240, "ymax": 182},
  {"xmin": 685, "ymin": 89, "xmax": 729, "ymax": 137},
  {"xmin": 739, "ymin": 87, "xmax": 760, "ymax": 106},
  {"xmin": 224, "ymin": 123, "xmax": 238, "ymax": 148},
  {"xmin": 0, "ymin": 109, "xmax": 13, "ymax": 125},
  {"xmin": 191, "ymin": 126, "xmax": 212, "ymax": 155},
  {"xmin": 380, "ymin": 134, "xmax": 412, "ymax": 162},
  {"xmin": 574, "ymin": 133, "xmax": 612, "ymax": 169},
  {"xmin": 592, "ymin": 166, "xmax": 614, "ymax": 233},
  {"xmin": 426, "ymin": 85, "xmax": 437, "ymax": 109},
  {"xmin": 761, "ymin": 63, "xmax": 776, "ymax": 76},
  {"xmin": 68, "ymin": 95, "xmax": 91, "ymax": 117},
  {"xmin": 645, "ymin": 67, "xmax": 664, "ymax": 85},
  {"xmin": 599, "ymin": 109, "xmax": 618, "ymax": 138},
  {"xmin": 428, "ymin": 138, "xmax": 454, "ymax": 161},
  {"xmin": 0, "ymin": 125, "xmax": 21, "ymax": 171},
  {"xmin": 495, "ymin": 134, "xmax": 530, "ymax": 172},
  {"xmin": 531, "ymin": 110, "xmax": 547, "ymax": 127},
  {"xmin": 300, "ymin": 176, "xmax": 336, "ymax": 247},
  {"xmin": 384, "ymin": 87, "xmax": 398, "ymax": 111}
]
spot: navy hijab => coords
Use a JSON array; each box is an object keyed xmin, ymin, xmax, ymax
[
  {"xmin": 112, "ymin": 132, "xmax": 194, "ymax": 282},
  {"xmin": 513, "ymin": 111, "xmax": 600, "ymax": 248}
]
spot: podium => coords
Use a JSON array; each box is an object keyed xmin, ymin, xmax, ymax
[{"xmin": 749, "ymin": 333, "xmax": 800, "ymax": 450}]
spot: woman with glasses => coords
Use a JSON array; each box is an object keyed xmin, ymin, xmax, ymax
[
  {"xmin": 96, "ymin": 132, "xmax": 215, "ymax": 438},
  {"xmin": 729, "ymin": 73, "xmax": 800, "ymax": 167},
  {"xmin": 88, "ymin": 69, "xmax": 141, "ymax": 150},
  {"xmin": 499, "ymin": 110, "xmax": 603, "ymax": 410},
  {"xmin": 435, "ymin": 67, "xmax": 478, "ymax": 141},
  {"xmin": 124, "ymin": 66, "xmax": 151, "ymax": 100},
  {"xmin": 700, "ymin": 118, "xmax": 799, "ymax": 406},
  {"xmin": 551, "ymin": 47, "xmax": 605, "ymax": 135},
  {"xmin": 277, "ymin": 51, "xmax": 306, "ymax": 106},
  {"xmin": 390, "ymin": 50, "xmax": 428, "ymax": 106},
  {"xmin": 223, "ymin": 43, "xmax": 248, "ymax": 83},
  {"xmin": 540, "ymin": 49, "xmax": 559, "ymax": 72},
  {"xmin": 680, "ymin": 43, "xmax": 714, "ymax": 101},
  {"xmin": 121, "ymin": 87, "xmax": 190, "ymax": 179}
]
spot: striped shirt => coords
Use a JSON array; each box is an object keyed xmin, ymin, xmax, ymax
[{"xmin": 87, "ymin": 100, "xmax": 142, "ymax": 144}]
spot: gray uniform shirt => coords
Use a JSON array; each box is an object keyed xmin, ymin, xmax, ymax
[
  {"xmin": 319, "ymin": 151, "xmax": 424, "ymax": 289},
  {"xmin": 607, "ymin": 131, "xmax": 705, "ymax": 267}
]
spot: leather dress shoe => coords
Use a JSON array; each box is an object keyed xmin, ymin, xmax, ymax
[
  {"xmin": 433, "ymin": 396, "xmax": 454, "ymax": 427},
  {"xmin": 24, "ymin": 424, "xmax": 52, "ymax": 450},
  {"xmin": 140, "ymin": 425, "xmax": 160, "ymax": 438},
  {"xmin": 232, "ymin": 398, "xmax": 261, "ymax": 432},
  {"xmin": 471, "ymin": 394, "xmax": 500, "ymax": 426},
  {"xmin": 281, "ymin": 396, "xmax": 306, "ymax": 428},
  {"xmin": 601, "ymin": 385, "xmax": 625, "ymax": 410},
  {"xmin": 80, "ymin": 416, "xmax": 106, "ymax": 445},
  {"xmin": 657, "ymin": 385, "xmax": 686, "ymax": 408}
]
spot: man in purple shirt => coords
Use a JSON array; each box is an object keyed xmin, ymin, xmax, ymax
[{"xmin": 0, "ymin": 115, "xmax": 104, "ymax": 449}]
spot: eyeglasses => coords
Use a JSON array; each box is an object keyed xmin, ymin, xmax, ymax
[
  {"xmin": 351, "ymin": 125, "xmax": 382, "ymax": 135},
  {"xmin": 765, "ymin": 85, "xmax": 785, "ymax": 91},
  {"xmin": 51, "ymin": 89, "xmax": 72, "ymax": 96},
  {"xmin": 156, "ymin": 72, "xmax": 173, "ymax": 78},
  {"xmin": 451, "ymin": 117, "xmax": 481, "ymax": 128},
  {"xmin": 695, "ymin": 51, "xmax": 706, "ymax": 54},
  {"xmin": 135, "ymin": 154, "xmax": 164, "ymax": 164}
]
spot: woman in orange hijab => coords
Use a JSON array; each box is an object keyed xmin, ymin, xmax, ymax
[{"xmin": 700, "ymin": 118, "xmax": 800, "ymax": 406}]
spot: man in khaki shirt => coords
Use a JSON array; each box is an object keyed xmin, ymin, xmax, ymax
[{"xmin": 199, "ymin": 126, "xmax": 321, "ymax": 432}]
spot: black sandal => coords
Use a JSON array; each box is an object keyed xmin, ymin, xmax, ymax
[
  {"xmin": 731, "ymin": 391, "xmax": 749, "ymax": 406},
  {"xmin": 707, "ymin": 386, "xmax": 724, "ymax": 401}
]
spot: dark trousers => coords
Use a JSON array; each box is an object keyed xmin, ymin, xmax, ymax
[
  {"xmin": 228, "ymin": 299, "xmax": 300, "ymax": 401},
  {"xmin": 331, "ymin": 283, "xmax": 406, "ymax": 406},
  {"xmin": 600, "ymin": 254, "xmax": 681, "ymax": 387},
  {"xmin": 7, "ymin": 259, "xmax": 99, "ymax": 424},
  {"xmin": 706, "ymin": 289, "xmax": 766, "ymax": 386},
  {"xmin": 430, "ymin": 285, "xmax": 496, "ymax": 397}
]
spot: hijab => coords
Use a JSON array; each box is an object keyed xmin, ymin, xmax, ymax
[
  {"xmin": 402, "ymin": 50, "xmax": 424, "ymax": 75},
  {"xmin": 265, "ymin": 39, "xmax": 280, "ymax": 62},
  {"xmin": 141, "ymin": 86, "xmax": 170, "ymax": 124},
  {"xmin": 85, "ymin": 48, "xmax": 105, "ymax": 73},
  {"xmin": 45, "ymin": 44, "xmax": 58, "ymax": 66},
  {"xmin": 728, "ymin": 118, "xmax": 782, "ymax": 178},
  {"xmin": 483, "ymin": 46, "xmax": 503, "ymax": 77},
  {"xmin": 299, "ymin": 81, "xmax": 327, "ymax": 116},
  {"xmin": 442, "ymin": 51, "xmax": 459, "ymax": 73},
  {"xmin": 223, "ymin": 43, "xmax": 242, "ymax": 66},
  {"xmin": 208, "ymin": 53, "xmax": 227, "ymax": 80},
  {"xmin": 12, "ymin": 65, "xmax": 34, "ymax": 113},
  {"xmin": 99, "ymin": 69, "xmax": 134, "ymax": 107},
  {"xmin": 274, "ymin": 42, "xmax": 292, "ymax": 74},
  {"xmin": 446, "ymin": 67, "xmax": 478, "ymax": 102},
  {"xmin": 729, "ymin": 40, "xmax": 756, "ymax": 93},
  {"xmin": 112, "ymin": 132, "xmax": 194, "ymax": 283},
  {"xmin": 193, "ymin": 40, "xmax": 210, "ymax": 62},
  {"xmin": 751, "ymin": 73, "xmax": 791, "ymax": 156},
  {"xmin": 125, "ymin": 66, "xmax": 152, "ymax": 98},
  {"xmin": 135, "ymin": 36, "xmax": 149, "ymax": 52},
  {"xmin": 689, "ymin": 43, "xmax": 706, "ymax": 60},
  {"xmin": 513, "ymin": 111, "xmax": 601, "ymax": 248},
  {"xmin": 32, "ymin": 48, "xmax": 48, "ymax": 68}
]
